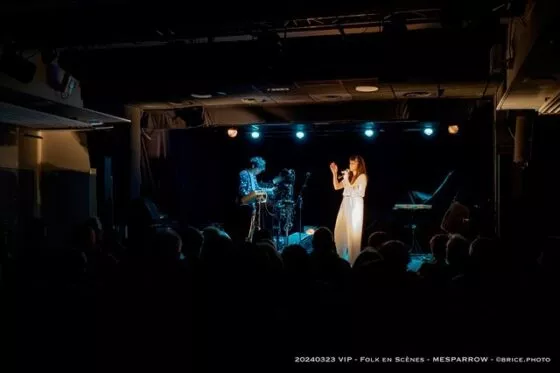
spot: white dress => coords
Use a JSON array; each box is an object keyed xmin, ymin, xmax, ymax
[{"xmin": 334, "ymin": 174, "xmax": 367, "ymax": 265}]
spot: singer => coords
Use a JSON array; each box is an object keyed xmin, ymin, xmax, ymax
[{"xmin": 329, "ymin": 155, "xmax": 368, "ymax": 264}]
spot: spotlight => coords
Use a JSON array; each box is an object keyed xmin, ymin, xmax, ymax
[
  {"xmin": 251, "ymin": 131, "xmax": 260, "ymax": 139},
  {"xmin": 448, "ymin": 125, "xmax": 459, "ymax": 135},
  {"xmin": 295, "ymin": 131, "xmax": 305, "ymax": 139},
  {"xmin": 364, "ymin": 129, "xmax": 375, "ymax": 137},
  {"xmin": 227, "ymin": 128, "xmax": 238, "ymax": 138},
  {"xmin": 423, "ymin": 127, "xmax": 434, "ymax": 136}
]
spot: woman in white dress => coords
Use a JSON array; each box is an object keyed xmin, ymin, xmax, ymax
[{"xmin": 329, "ymin": 156, "xmax": 368, "ymax": 264}]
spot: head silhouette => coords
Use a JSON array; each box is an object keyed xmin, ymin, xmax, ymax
[{"xmin": 312, "ymin": 227, "xmax": 336, "ymax": 254}]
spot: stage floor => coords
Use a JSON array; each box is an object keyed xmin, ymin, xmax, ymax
[{"xmin": 275, "ymin": 229, "xmax": 432, "ymax": 272}]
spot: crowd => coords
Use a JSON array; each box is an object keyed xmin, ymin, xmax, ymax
[{"xmin": 5, "ymin": 200, "xmax": 558, "ymax": 371}]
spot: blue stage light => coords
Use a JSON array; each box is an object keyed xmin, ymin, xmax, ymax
[
  {"xmin": 251, "ymin": 131, "xmax": 260, "ymax": 139},
  {"xmin": 296, "ymin": 131, "xmax": 305, "ymax": 139},
  {"xmin": 364, "ymin": 129, "xmax": 375, "ymax": 137}
]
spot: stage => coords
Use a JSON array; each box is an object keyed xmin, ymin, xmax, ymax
[{"xmin": 142, "ymin": 119, "xmax": 494, "ymax": 251}]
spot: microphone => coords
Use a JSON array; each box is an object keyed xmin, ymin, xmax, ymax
[
  {"xmin": 337, "ymin": 169, "xmax": 349, "ymax": 180},
  {"xmin": 302, "ymin": 172, "xmax": 311, "ymax": 189}
]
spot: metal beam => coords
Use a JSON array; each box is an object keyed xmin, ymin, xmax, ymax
[{"xmin": 57, "ymin": 22, "xmax": 442, "ymax": 52}]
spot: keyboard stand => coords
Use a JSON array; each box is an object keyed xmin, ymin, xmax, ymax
[
  {"xmin": 409, "ymin": 212, "xmax": 422, "ymax": 254},
  {"xmin": 393, "ymin": 204, "xmax": 432, "ymax": 254}
]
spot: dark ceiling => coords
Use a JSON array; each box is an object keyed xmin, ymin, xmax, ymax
[
  {"xmin": 1, "ymin": 1, "xmax": 518, "ymax": 119},
  {"xmin": 62, "ymin": 27, "xmax": 500, "ymax": 104},
  {"xmin": 1, "ymin": 1, "xmax": 510, "ymax": 47}
]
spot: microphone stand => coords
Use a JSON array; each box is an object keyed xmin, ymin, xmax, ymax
[{"xmin": 297, "ymin": 172, "xmax": 311, "ymax": 244}]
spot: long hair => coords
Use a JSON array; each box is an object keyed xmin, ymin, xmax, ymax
[{"xmin": 349, "ymin": 155, "xmax": 367, "ymax": 184}]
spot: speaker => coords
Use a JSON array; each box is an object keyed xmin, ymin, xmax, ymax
[{"xmin": 441, "ymin": 202, "xmax": 470, "ymax": 234}]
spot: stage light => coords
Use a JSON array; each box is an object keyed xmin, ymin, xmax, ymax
[
  {"xmin": 251, "ymin": 131, "xmax": 260, "ymax": 139},
  {"xmin": 296, "ymin": 131, "xmax": 305, "ymax": 139},
  {"xmin": 364, "ymin": 129, "xmax": 375, "ymax": 137},
  {"xmin": 448, "ymin": 125, "xmax": 459, "ymax": 134},
  {"xmin": 227, "ymin": 128, "xmax": 238, "ymax": 138},
  {"xmin": 305, "ymin": 228, "xmax": 315, "ymax": 235},
  {"xmin": 423, "ymin": 127, "xmax": 434, "ymax": 136}
]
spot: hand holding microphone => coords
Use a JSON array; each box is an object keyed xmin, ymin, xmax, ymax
[{"xmin": 338, "ymin": 169, "xmax": 349, "ymax": 181}]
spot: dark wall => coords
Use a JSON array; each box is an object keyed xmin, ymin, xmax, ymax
[
  {"xmin": 525, "ymin": 117, "xmax": 560, "ymax": 236},
  {"xmin": 496, "ymin": 116, "xmax": 560, "ymax": 251},
  {"xmin": 0, "ymin": 129, "xmax": 18, "ymax": 241},
  {"xmin": 0, "ymin": 128, "xmax": 37, "ymax": 253}
]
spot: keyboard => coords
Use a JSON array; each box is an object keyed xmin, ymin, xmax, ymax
[{"xmin": 393, "ymin": 204, "xmax": 432, "ymax": 211}]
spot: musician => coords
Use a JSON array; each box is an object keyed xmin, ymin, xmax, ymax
[
  {"xmin": 329, "ymin": 155, "xmax": 368, "ymax": 264},
  {"xmin": 239, "ymin": 157, "xmax": 271, "ymax": 206},
  {"xmin": 238, "ymin": 156, "xmax": 275, "ymax": 241}
]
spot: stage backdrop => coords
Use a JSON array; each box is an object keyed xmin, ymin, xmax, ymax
[{"xmin": 153, "ymin": 121, "xmax": 493, "ymax": 242}]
